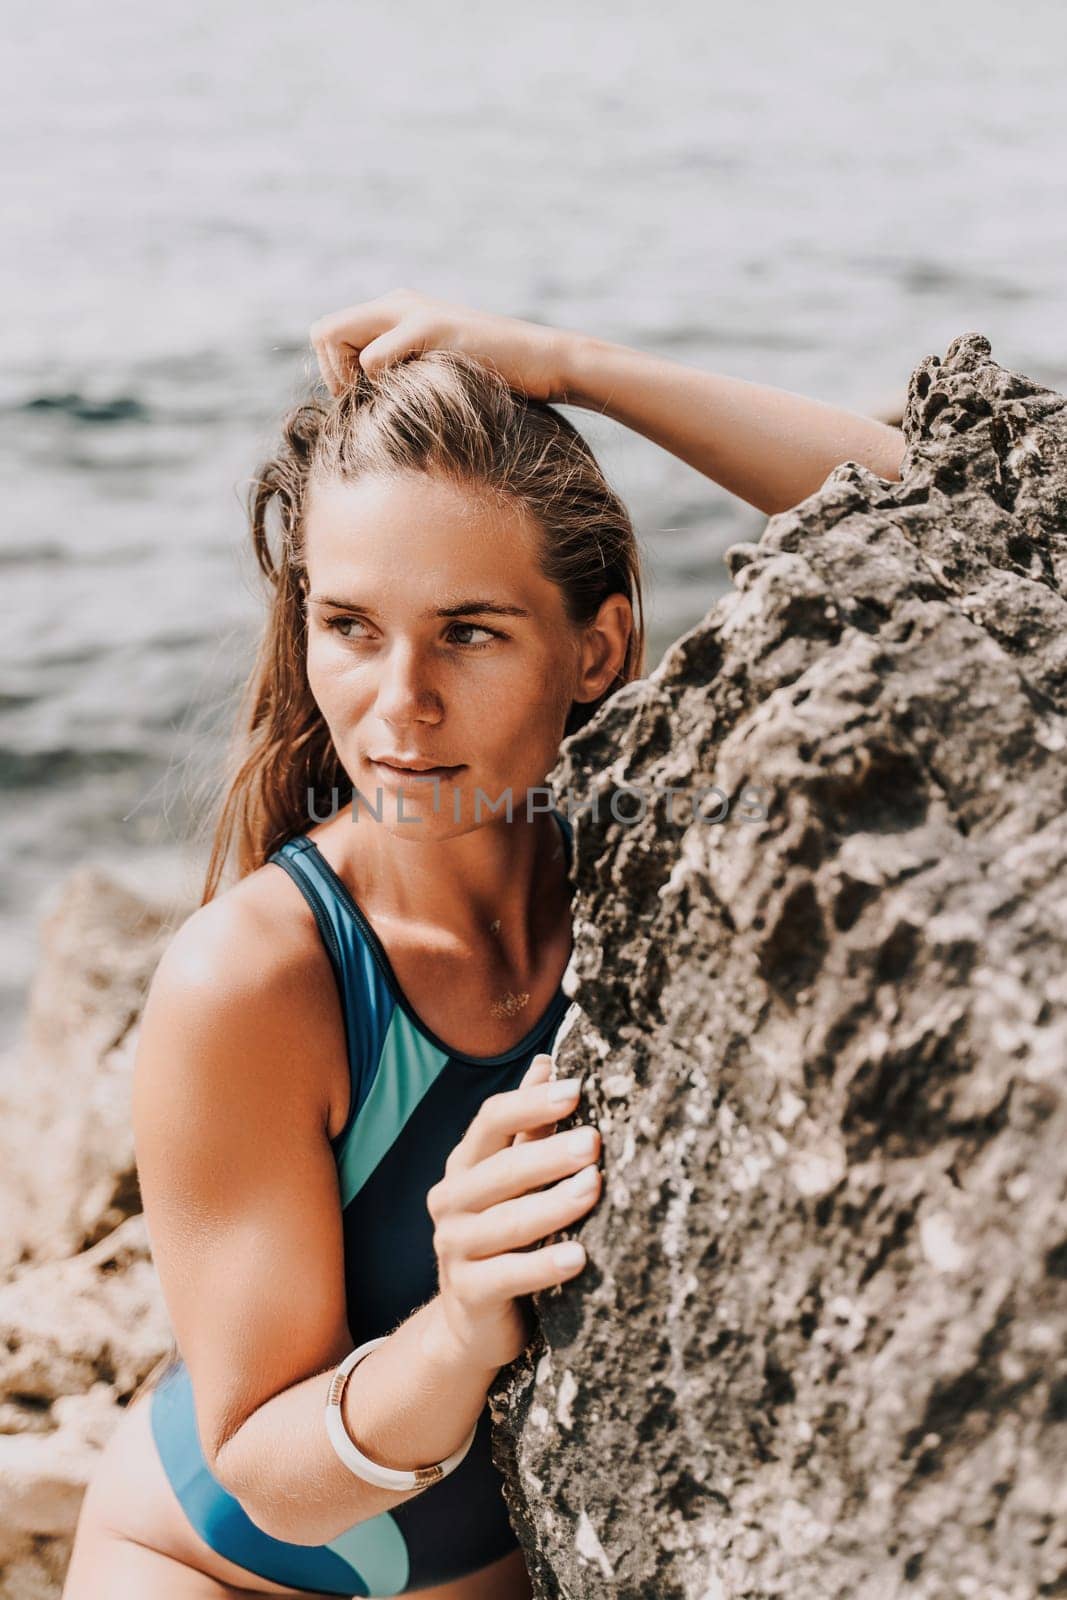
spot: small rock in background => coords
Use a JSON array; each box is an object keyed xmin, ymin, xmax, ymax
[{"xmin": 0, "ymin": 871, "xmax": 190, "ymax": 1597}]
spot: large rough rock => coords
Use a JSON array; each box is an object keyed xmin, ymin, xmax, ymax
[{"xmin": 489, "ymin": 335, "xmax": 1067, "ymax": 1600}]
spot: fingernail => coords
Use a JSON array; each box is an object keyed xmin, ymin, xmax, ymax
[
  {"xmin": 564, "ymin": 1163, "xmax": 598, "ymax": 1192},
  {"xmin": 566, "ymin": 1126, "xmax": 597, "ymax": 1156},
  {"xmin": 548, "ymin": 1077, "xmax": 582, "ymax": 1105}
]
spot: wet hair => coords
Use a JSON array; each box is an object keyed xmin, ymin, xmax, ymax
[{"xmin": 198, "ymin": 348, "xmax": 646, "ymax": 904}]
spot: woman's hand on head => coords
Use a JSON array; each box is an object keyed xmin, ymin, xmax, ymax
[{"xmin": 309, "ymin": 288, "xmax": 579, "ymax": 404}]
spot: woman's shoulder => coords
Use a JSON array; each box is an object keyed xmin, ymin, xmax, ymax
[
  {"xmin": 148, "ymin": 855, "xmax": 340, "ymax": 1045},
  {"xmin": 137, "ymin": 859, "xmax": 349, "ymax": 1137}
]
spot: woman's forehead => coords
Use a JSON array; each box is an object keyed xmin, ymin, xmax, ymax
[
  {"xmin": 304, "ymin": 472, "xmax": 553, "ymax": 603},
  {"xmin": 306, "ymin": 470, "xmax": 530, "ymax": 538}
]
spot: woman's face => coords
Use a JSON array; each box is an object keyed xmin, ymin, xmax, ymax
[{"xmin": 302, "ymin": 469, "xmax": 586, "ymax": 831}]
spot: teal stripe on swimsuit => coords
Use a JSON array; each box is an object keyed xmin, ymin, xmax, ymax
[{"xmin": 151, "ymin": 1360, "xmax": 398, "ymax": 1596}]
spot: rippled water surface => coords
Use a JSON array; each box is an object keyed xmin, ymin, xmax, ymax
[{"xmin": 3, "ymin": 0, "xmax": 1064, "ymax": 1049}]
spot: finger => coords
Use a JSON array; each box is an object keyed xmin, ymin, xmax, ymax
[
  {"xmin": 515, "ymin": 1056, "xmax": 559, "ymax": 1145},
  {"xmin": 511, "ymin": 1056, "xmax": 572, "ymax": 1145},
  {"xmin": 452, "ymin": 1059, "xmax": 580, "ymax": 1172},
  {"xmin": 460, "ymin": 1120, "xmax": 599, "ymax": 1213},
  {"xmin": 452, "ymin": 1163, "xmax": 602, "ymax": 1258},
  {"xmin": 309, "ymin": 297, "xmax": 397, "ymax": 350},
  {"xmin": 357, "ymin": 327, "xmax": 428, "ymax": 376},
  {"xmin": 454, "ymin": 1240, "xmax": 587, "ymax": 1304},
  {"xmin": 512, "ymin": 1114, "xmax": 561, "ymax": 1148},
  {"xmin": 311, "ymin": 334, "xmax": 341, "ymax": 396},
  {"xmin": 441, "ymin": 1118, "xmax": 598, "ymax": 1220},
  {"xmin": 332, "ymin": 340, "xmax": 361, "ymax": 389},
  {"xmin": 512, "ymin": 1053, "xmax": 554, "ymax": 1146},
  {"xmin": 310, "ymin": 300, "xmax": 402, "ymax": 387},
  {"xmin": 522, "ymin": 1052, "xmax": 554, "ymax": 1087}
]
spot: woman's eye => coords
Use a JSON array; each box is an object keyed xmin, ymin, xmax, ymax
[
  {"xmin": 445, "ymin": 623, "xmax": 498, "ymax": 648},
  {"xmin": 324, "ymin": 617, "xmax": 498, "ymax": 649},
  {"xmin": 325, "ymin": 616, "xmax": 372, "ymax": 640}
]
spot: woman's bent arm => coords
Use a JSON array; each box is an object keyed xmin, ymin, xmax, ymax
[
  {"xmin": 307, "ymin": 290, "xmax": 904, "ymax": 519},
  {"xmin": 133, "ymin": 892, "xmax": 499, "ymax": 1548},
  {"xmin": 215, "ymin": 1294, "xmax": 501, "ymax": 1546},
  {"xmin": 557, "ymin": 334, "xmax": 906, "ymax": 517}
]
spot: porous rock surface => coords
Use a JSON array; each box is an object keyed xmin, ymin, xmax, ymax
[
  {"xmin": 488, "ymin": 335, "xmax": 1067, "ymax": 1600},
  {"xmin": 0, "ymin": 872, "xmax": 177, "ymax": 1597}
]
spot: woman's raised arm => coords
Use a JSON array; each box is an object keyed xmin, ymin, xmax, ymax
[
  {"xmin": 311, "ymin": 288, "xmax": 906, "ymax": 519},
  {"xmin": 556, "ymin": 336, "xmax": 907, "ymax": 517}
]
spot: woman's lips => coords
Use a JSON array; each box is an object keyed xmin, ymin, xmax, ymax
[{"xmin": 370, "ymin": 760, "xmax": 466, "ymax": 781}]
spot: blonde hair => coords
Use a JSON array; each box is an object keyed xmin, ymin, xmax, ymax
[{"xmin": 198, "ymin": 349, "xmax": 646, "ymax": 905}]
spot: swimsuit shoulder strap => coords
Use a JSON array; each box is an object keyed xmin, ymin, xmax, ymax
[{"xmin": 267, "ymin": 835, "xmax": 395, "ymax": 1150}]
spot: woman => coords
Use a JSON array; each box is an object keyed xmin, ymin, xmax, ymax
[{"xmin": 62, "ymin": 291, "xmax": 904, "ymax": 1600}]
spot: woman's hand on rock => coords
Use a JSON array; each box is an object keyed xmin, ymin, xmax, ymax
[
  {"xmin": 426, "ymin": 1051, "xmax": 600, "ymax": 1371},
  {"xmin": 309, "ymin": 288, "xmax": 580, "ymax": 404}
]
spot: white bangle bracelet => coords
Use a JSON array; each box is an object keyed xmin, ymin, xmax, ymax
[{"xmin": 324, "ymin": 1336, "xmax": 479, "ymax": 1490}]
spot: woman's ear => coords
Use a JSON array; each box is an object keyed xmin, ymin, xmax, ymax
[{"xmin": 572, "ymin": 594, "xmax": 633, "ymax": 705}]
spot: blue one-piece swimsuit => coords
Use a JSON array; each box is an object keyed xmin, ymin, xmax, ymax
[{"xmin": 149, "ymin": 807, "xmax": 574, "ymax": 1598}]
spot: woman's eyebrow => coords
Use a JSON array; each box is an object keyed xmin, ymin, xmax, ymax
[{"xmin": 308, "ymin": 595, "xmax": 531, "ymax": 620}]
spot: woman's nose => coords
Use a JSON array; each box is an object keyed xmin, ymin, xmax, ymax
[{"xmin": 375, "ymin": 640, "xmax": 441, "ymax": 720}]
